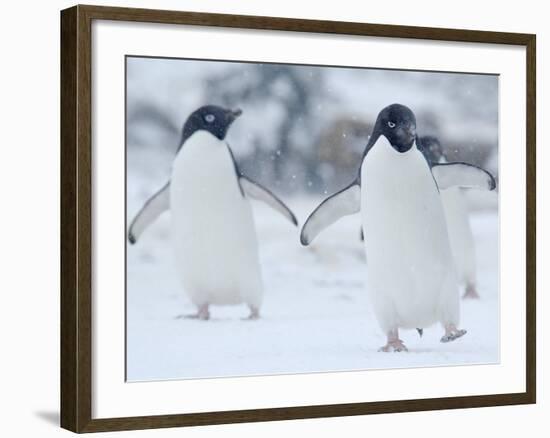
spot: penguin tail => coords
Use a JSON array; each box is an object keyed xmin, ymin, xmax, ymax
[{"xmin": 416, "ymin": 328, "xmax": 423, "ymax": 337}]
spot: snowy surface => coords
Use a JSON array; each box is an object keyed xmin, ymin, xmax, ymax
[
  {"xmin": 126, "ymin": 186, "xmax": 499, "ymax": 382},
  {"xmin": 125, "ymin": 59, "xmax": 499, "ymax": 382}
]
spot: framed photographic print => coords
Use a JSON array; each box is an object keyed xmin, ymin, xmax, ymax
[{"xmin": 60, "ymin": 4, "xmax": 536, "ymax": 433}]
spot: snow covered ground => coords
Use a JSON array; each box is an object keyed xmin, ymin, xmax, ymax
[{"xmin": 126, "ymin": 183, "xmax": 499, "ymax": 382}]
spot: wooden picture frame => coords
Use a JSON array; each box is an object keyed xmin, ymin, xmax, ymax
[{"xmin": 60, "ymin": 4, "xmax": 536, "ymax": 433}]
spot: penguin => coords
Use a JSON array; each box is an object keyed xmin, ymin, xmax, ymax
[
  {"xmin": 300, "ymin": 104, "xmax": 495, "ymax": 351},
  {"xmin": 417, "ymin": 136, "xmax": 481, "ymax": 299},
  {"xmin": 128, "ymin": 105, "xmax": 298, "ymax": 320}
]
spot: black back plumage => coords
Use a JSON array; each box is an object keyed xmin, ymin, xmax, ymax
[{"xmin": 417, "ymin": 135, "xmax": 445, "ymax": 167}]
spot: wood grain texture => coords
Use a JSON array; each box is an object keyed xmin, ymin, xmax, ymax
[
  {"xmin": 61, "ymin": 5, "xmax": 93, "ymax": 432},
  {"xmin": 525, "ymin": 34, "xmax": 536, "ymax": 404},
  {"xmin": 78, "ymin": 3, "xmax": 534, "ymax": 44},
  {"xmin": 60, "ymin": 5, "xmax": 78, "ymax": 432},
  {"xmin": 60, "ymin": 4, "xmax": 536, "ymax": 433}
]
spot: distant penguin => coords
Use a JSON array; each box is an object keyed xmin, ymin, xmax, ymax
[
  {"xmin": 418, "ymin": 136, "xmax": 480, "ymax": 299},
  {"xmin": 301, "ymin": 104, "xmax": 495, "ymax": 351},
  {"xmin": 128, "ymin": 105, "xmax": 297, "ymax": 320}
]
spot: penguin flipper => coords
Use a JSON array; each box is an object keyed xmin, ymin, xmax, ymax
[
  {"xmin": 300, "ymin": 181, "xmax": 361, "ymax": 246},
  {"xmin": 128, "ymin": 182, "xmax": 170, "ymax": 244},
  {"xmin": 432, "ymin": 162, "xmax": 496, "ymax": 191},
  {"xmin": 239, "ymin": 176, "xmax": 298, "ymax": 226}
]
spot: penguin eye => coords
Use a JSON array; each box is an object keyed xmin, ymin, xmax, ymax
[
  {"xmin": 387, "ymin": 121, "xmax": 396, "ymax": 128},
  {"xmin": 204, "ymin": 114, "xmax": 215, "ymax": 123}
]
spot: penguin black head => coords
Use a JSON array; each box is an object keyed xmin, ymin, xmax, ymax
[
  {"xmin": 179, "ymin": 105, "xmax": 242, "ymax": 148},
  {"xmin": 369, "ymin": 104, "xmax": 417, "ymax": 153},
  {"xmin": 417, "ymin": 135, "xmax": 445, "ymax": 165}
]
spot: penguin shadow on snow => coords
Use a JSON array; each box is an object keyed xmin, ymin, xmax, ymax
[
  {"xmin": 128, "ymin": 105, "xmax": 298, "ymax": 322},
  {"xmin": 300, "ymin": 103, "xmax": 496, "ymax": 353},
  {"xmin": 173, "ymin": 307, "xmax": 273, "ymax": 323}
]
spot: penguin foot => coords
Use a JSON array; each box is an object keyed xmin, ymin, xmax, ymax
[
  {"xmin": 176, "ymin": 304, "xmax": 210, "ymax": 321},
  {"xmin": 243, "ymin": 306, "xmax": 260, "ymax": 321},
  {"xmin": 378, "ymin": 339, "xmax": 408, "ymax": 352},
  {"xmin": 441, "ymin": 325, "xmax": 467, "ymax": 343},
  {"xmin": 379, "ymin": 329, "xmax": 408, "ymax": 352},
  {"xmin": 463, "ymin": 284, "xmax": 480, "ymax": 299}
]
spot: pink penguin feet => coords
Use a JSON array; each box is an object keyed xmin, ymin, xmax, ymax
[
  {"xmin": 379, "ymin": 329, "xmax": 408, "ymax": 352},
  {"xmin": 441, "ymin": 324, "xmax": 467, "ymax": 343}
]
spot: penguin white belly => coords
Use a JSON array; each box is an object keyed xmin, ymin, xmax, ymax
[
  {"xmin": 361, "ymin": 141, "xmax": 459, "ymax": 332},
  {"xmin": 440, "ymin": 187, "xmax": 476, "ymax": 286},
  {"xmin": 170, "ymin": 131, "xmax": 263, "ymax": 308}
]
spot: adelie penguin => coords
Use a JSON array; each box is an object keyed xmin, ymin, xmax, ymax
[
  {"xmin": 128, "ymin": 105, "xmax": 298, "ymax": 320},
  {"xmin": 417, "ymin": 135, "xmax": 483, "ymax": 300},
  {"xmin": 300, "ymin": 104, "xmax": 496, "ymax": 352}
]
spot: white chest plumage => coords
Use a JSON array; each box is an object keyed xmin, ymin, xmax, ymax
[
  {"xmin": 361, "ymin": 137, "xmax": 459, "ymax": 331},
  {"xmin": 169, "ymin": 131, "xmax": 263, "ymax": 307}
]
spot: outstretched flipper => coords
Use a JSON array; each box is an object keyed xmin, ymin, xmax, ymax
[
  {"xmin": 128, "ymin": 182, "xmax": 170, "ymax": 244},
  {"xmin": 432, "ymin": 162, "xmax": 496, "ymax": 191},
  {"xmin": 300, "ymin": 181, "xmax": 361, "ymax": 246},
  {"xmin": 225, "ymin": 143, "xmax": 297, "ymax": 227},
  {"xmin": 239, "ymin": 176, "xmax": 298, "ymax": 226}
]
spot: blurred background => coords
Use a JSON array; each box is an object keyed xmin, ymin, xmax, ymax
[
  {"xmin": 125, "ymin": 56, "xmax": 499, "ymax": 381},
  {"xmin": 126, "ymin": 57, "xmax": 499, "ymax": 196}
]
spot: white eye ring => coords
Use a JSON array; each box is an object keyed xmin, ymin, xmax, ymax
[
  {"xmin": 387, "ymin": 121, "xmax": 396, "ymax": 128},
  {"xmin": 205, "ymin": 114, "xmax": 215, "ymax": 123}
]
